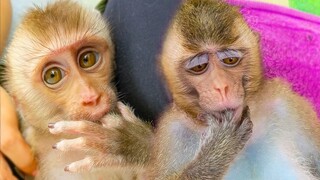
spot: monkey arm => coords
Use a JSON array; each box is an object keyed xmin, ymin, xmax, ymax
[
  {"xmin": 178, "ymin": 109, "xmax": 252, "ymax": 180},
  {"xmin": 149, "ymin": 106, "xmax": 252, "ymax": 179},
  {"xmin": 48, "ymin": 102, "xmax": 154, "ymax": 172}
]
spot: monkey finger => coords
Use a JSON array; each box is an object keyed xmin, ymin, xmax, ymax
[
  {"xmin": 65, "ymin": 156, "xmax": 123, "ymax": 173},
  {"xmin": 202, "ymin": 113, "xmax": 221, "ymax": 129},
  {"xmin": 233, "ymin": 106, "xmax": 251, "ymax": 129},
  {"xmin": 117, "ymin": 102, "xmax": 138, "ymax": 123},
  {"xmin": 101, "ymin": 113, "xmax": 122, "ymax": 128},
  {"xmin": 236, "ymin": 116, "xmax": 253, "ymax": 143},
  {"xmin": 53, "ymin": 137, "xmax": 105, "ymax": 153},
  {"xmin": 49, "ymin": 120, "xmax": 107, "ymax": 137},
  {"xmin": 240, "ymin": 106, "xmax": 250, "ymax": 122}
]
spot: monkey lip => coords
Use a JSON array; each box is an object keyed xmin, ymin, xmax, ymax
[{"xmin": 86, "ymin": 106, "xmax": 110, "ymax": 122}]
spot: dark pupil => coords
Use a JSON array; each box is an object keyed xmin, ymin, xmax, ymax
[
  {"xmin": 197, "ymin": 65, "xmax": 202, "ymax": 69},
  {"xmin": 226, "ymin": 58, "xmax": 237, "ymax": 64},
  {"xmin": 193, "ymin": 64, "xmax": 205, "ymax": 72},
  {"xmin": 83, "ymin": 55, "xmax": 89, "ymax": 64},
  {"xmin": 50, "ymin": 71, "xmax": 56, "ymax": 78}
]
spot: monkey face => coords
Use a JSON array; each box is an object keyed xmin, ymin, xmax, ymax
[
  {"xmin": 182, "ymin": 50, "xmax": 246, "ymax": 118},
  {"xmin": 34, "ymin": 38, "xmax": 116, "ymax": 122},
  {"xmin": 4, "ymin": 1, "xmax": 115, "ymax": 129},
  {"xmin": 160, "ymin": 0, "xmax": 262, "ymax": 119},
  {"xmin": 7, "ymin": 36, "xmax": 115, "ymax": 129}
]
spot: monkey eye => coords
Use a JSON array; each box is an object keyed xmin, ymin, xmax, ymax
[
  {"xmin": 222, "ymin": 57, "xmax": 240, "ymax": 65},
  {"xmin": 185, "ymin": 53, "xmax": 209, "ymax": 74},
  {"xmin": 79, "ymin": 51, "xmax": 100, "ymax": 69},
  {"xmin": 43, "ymin": 66, "xmax": 65, "ymax": 86},
  {"xmin": 217, "ymin": 49, "xmax": 242, "ymax": 67}
]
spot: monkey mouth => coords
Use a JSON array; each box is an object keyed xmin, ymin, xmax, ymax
[
  {"xmin": 74, "ymin": 105, "xmax": 110, "ymax": 122},
  {"xmin": 211, "ymin": 109, "xmax": 235, "ymax": 121},
  {"xmin": 210, "ymin": 106, "xmax": 243, "ymax": 122},
  {"xmin": 90, "ymin": 108, "xmax": 110, "ymax": 121}
]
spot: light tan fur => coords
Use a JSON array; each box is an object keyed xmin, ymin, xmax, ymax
[{"xmin": 2, "ymin": 1, "xmax": 151, "ymax": 179}]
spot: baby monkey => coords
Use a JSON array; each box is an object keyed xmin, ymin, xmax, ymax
[
  {"xmin": 3, "ymin": 0, "xmax": 152, "ymax": 179},
  {"xmin": 157, "ymin": 0, "xmax": 320, "ymax": 179}
]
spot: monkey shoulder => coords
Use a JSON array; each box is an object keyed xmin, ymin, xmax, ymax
[
  {"xmin": 247, "ymin": 77, "xmax": 318, "ymax": 143},
  {"xmin": 253, "ymin": 78, "xmax": 316, "ymax": 118}
]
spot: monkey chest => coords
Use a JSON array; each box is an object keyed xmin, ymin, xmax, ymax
[{"xmin": 224, "ymin": 136, "xmax": 312, "ymax": 180}]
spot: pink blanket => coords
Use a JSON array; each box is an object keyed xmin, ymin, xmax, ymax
[{"xmin": 231, "ymin": 1, "xmax": 320, "ymax": 118}]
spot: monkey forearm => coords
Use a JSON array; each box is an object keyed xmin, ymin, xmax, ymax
[
  {"xmin": 180, "ymin": 141, "xmax": 240, "ymax": 180},
  {"xmin": 113, "ymin": 119, "xmax": 154, "ymax": 167}
]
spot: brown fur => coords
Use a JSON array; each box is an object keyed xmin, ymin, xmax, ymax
[
  {"xmin": 161, "ymin": 0, "xmax": 263, "ymax": 118},
  {"xmin": 155, "ymin": 0, "xmax": 320, "ymax": 179}
]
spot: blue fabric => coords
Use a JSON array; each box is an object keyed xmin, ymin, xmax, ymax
[{"xmin": 104, "ymin": 0, "xmax": 183, "ymax": 122}]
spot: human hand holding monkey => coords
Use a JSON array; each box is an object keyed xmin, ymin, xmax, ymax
[
  {"xmin": 1, "ymin": 0, "xmax": 38, "ymax": 178},
  {"xmin": 0, "ymin": 87, "xmax": 37, "ymax": 179}
]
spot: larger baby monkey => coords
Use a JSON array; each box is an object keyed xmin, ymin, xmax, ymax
[
  {"xmin": 156, "ymin": 0, "xmax": 320, "ymax": 179},
  {"xmin": 2, "ymin": 1, "xmax": 152, "ymax": 179}
]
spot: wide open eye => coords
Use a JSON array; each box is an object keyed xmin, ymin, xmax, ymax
[
  {"xmin": 185, "ymin": 53, "xmax": 209, "ymax": 74},
  {"xmin": 79, "ymin": 51, "xmax": 100, "ymax": 69},
  {"xmin": 43, "ymin": 67, "xmax": 64, "ymax": 85},
  {"xmin": 217, "ymin": 49, "xmax": 242, "ymax": 67}
]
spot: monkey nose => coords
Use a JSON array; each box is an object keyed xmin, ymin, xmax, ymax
[
  {"xmin": 214, "ymin": 85, "xmax": 229, "ymax": 102},
  {"xmin": 81, "ymin": 94, "xmax": 100, "ymax": 106}
]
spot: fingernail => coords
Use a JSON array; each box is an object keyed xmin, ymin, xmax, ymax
[
  {"xmin": 48, "ymin": 123, "xmax": 55, "ymax": 129},
  {"xmin": 52, "ymin": 144, "xmax": 57, "ymax": 149},
  {"xmin": 64, "ymin": 166, "xmax": 70, "ymax": 172}
]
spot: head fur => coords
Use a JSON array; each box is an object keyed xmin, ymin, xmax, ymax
[
  {"xmin": 3, "ymin": 0, "xmax": 114, "ymax": 129},
  {"xmin": 160, "ymin": 0, "xmax": 263, "ymax": 117}
]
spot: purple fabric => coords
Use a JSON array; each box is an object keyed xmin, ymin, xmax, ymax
[{"xmin": 230, "ymin": 1, "xmax": 320, "ymax": 118}]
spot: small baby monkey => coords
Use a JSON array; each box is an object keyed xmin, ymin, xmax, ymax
[
  {"xmin": 3, "ymin": 0, "xmax": 151, "ymax": 179},
  {"xmin": 156, "ymin": 0, "xmax": 320, "ymax": 179}
]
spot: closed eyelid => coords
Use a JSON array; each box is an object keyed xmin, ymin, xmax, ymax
[
  {"xmin": 216, "ymin": 50, "xmax": 242, "ymax": 60},
  {"xmin": 185, "ymin": 53, "xmax": 209, "ymax": 69}
]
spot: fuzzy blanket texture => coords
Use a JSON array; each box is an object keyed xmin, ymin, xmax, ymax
[{"xmin": 232, "ymin": 1, "xmax": 320, "ymax": 118}]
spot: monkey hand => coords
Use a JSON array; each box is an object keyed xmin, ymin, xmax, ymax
[
  {"xmin": 181, "ymin": 107, "xmax": 252, "ymax": 179},
  {"xmin": 202, "ymin": 106, "xmax": 253, "ymax": 153},
  {"xmin": 48, "ymin": 102, "xmax": 154, "ymax": 173}
]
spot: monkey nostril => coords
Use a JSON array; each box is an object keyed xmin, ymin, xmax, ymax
[
  {"xmin": 225, "ymin": 86, "xmax": 229, "ymax": 95},
  {"xmin": 214, "ymin": 85, "xmax": 229, "ymax": 101},
  {"xmin": 82, "ymin": 95, "xmax": 100, "ymax": 106}
]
